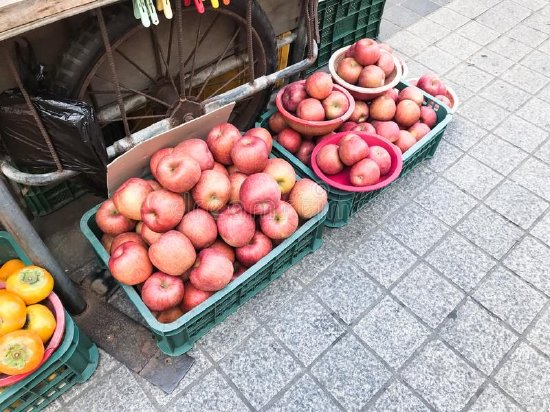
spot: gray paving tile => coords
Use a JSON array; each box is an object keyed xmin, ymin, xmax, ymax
[
  {"xmin": 384, "ymin": 5, "xmax": 423, "ymax": 28},
  {"xmin": 510, "ymin": 157, "xmax": 550, "ymax": 202},
  {"xmin": 508, "ymin": 23, "xmax": 549, "ymax": 47},
  {"xmin": 540, "ymin": 38, "xmax": 550, "ymax": 55},
  {"xmin": 414, "ymin": 46, "xmax": 461, "ymax": 74},
  {"xmin": 486, "ymin": 180, "xmax": 548, "ymax": 229},
  {"xmin": 501, "ymin": 64, "xmax": 549, "ymax": 94},
  {"xmin": 487, "ymin": 36, "xmax": 533, "ymax": 61},
  {"xmin": 494, "ymin": 115, "xmax": 549, "ymax": 153},
  {"xmin": 456, "ymin": 21, "xmax": 500, "ymax": 46},
  {"xmin": 445, "ymin": 64, "xmax": 495, "ymax": 93},
  {"xmin": 245, "ymin": 275, "xmax": 303, "ymax": 322},
  {"xmin": 415, "ymin": 178, "xmax": 477, "ymax": 226},
  {"xmin": 386, "ymin": 30, "xmax": 431, "ymax": 57},
  {"xmin": 440, "ymin": 298, "xmax": 517, "ymax": 374},
  {"xmin": 267, "ymin": 374, "xmax": 340, "ymax": 412},
  {"xmin": 532, "ymin": 212, "xmax": 550, "ymax": 247},
  {"xmin": 311, "ymin": 260, "xmax": 382, "ymax": 325},
  {"xmin": 471, "ymin": 134, "xmax": 529, "ymax": 175},
  {"xmin": 444, "ymin": 155, "xmax": 503, "ymax": 199},
  {"xmin": 292, "ymin": 243, "xmax": 339, "ymax": 284},
  {"xmin": 517, "ymin": 0, "xmax": 548, "ymax": 10},
  {"xmin": 469, "ymin": 384, "xmax": 522, "ymax": 412},
  {"xmin": 528, "ymin": 305, "xmax": 550, "ymax": 357},
  {"xmin": 496, "ymin": 343, "xmax": 550, "ymax": 412},
  {"xmin": 371, "ymin": 381, "xmax": 431, "ymax": 412},
  {"xmin": 378, "ymin": 19, "xmax": 401, "ymax": 41},
  {"xmin": 426, "ymin": 232, "xmax": 496, "ymax": 292},
  {"xmin": 268, "ymin": 293, "xmax": 344, "ymax": 366},
  {"xmin": 457, "ymin": 96, "xmax": 509, "ymax": 130},
  {"xmin": 473, "ymin": 266, "xmax": 547, "ymax": 332},
  {"xmin": 442, "ymin": 115, "xmax": 488, "ymax": 150},
  {"xmin": 407, "ymin": 18, "xmax": 452, "ymax": 44},
  {"xmin": 220, "ymin": 327, "xmax": 301, "ymax": 410},
  {"xmin": 504, "ymin": 236, "xmax": 550, "ymax": 296},
  {"xmin": 355, "ymin": 296, "xmax": 430, "ymax": 369},
  {"xmin": 402, "ymin": 0, "xmax": 440, "ymax": 15},
  {"xmin": 427, "ymin": 7, "xmax": 470, "ymax": 30},
  {"xmin": 477, "ymin": 0, "xmax": 531, "ymax": 33},
  {"xmin": 402, "ymin": 340, "xmax": 485, "ymax": 412},
  {"xmin": 524, "ymin": 9, "xmax": 550, "ymax": 35},
  {"xmin": 426, "ymin": 140, "xmax": 464, "ymax": 173},
  {"xmin": 43, "ymin": 400, "xmax": 62, "ymax": 412},
  {"xmin": 393, "ymin": 263, "xmax": 464, "ymax": 328},
  {"xmin": 436, "ymin": 33, "xmax": 483, "ymax": 60},
  {"xmin": 538, "ymin": 81, "xmax": 550, "ymax": 104},
  {"xmin": 312, "ymin": 334, "xmax": 391, "ymax": 411},
  {"xmin": 351, "ymin": 230, "xmax": 418, "ymax": 288},
  {"xmin": 521, "ymin": 50, "xmax": 550, "ymax": 78},
  {"xmin": 448, "ymin": 0, "xmax": 494, "ymax": 18},
  {"xmin": 324, "ymin": 216, "xmax": 376, "ymax": 253},
  {"xmin": 517, "ymin": 97, "xmax": 550, "ymax": 131},
  {"xmin": 441, "ymin": 79, "xmax": 475, "ymax": 102},
  {"xmin": 404, "ymin": 59, "xmax": 432, "ymax": 79},
  {"xmin": 537, "ymin": 139, "xmax": 550, "ymax": 164},
  {"xmin": 456, "ymin": 205, "xmax": 523, "ymax": 259},
  {"xmin": 480, "ymin": 79, "xmax": 532, "ymax": 111},
  {"xmin": 169, "ymin": 369, "xmax": 249, "ymax": 412},
  {"xmin": 363, "ymin": 186, "xmax": 407, "ymax": 223},
  {"xmin": 67, "ymin": 367, "xmax": 156, "ymax": 412},
  {"xmin": 385, "ymin": 203, "xmax": 448, "ymax": 256},
  {"xmin": 467, "ymin": 49, "xmax": 515, "ymax": 77},
  {"xmin": 393, "ymin": 164, "xmax": 436, "ymax": 197}
]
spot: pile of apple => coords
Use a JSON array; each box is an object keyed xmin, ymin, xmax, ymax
[
  {"xmin": 336, "ymin": 39, "xmax": 396, "ymax": 88},
  {"xmin": 316, "ymin": 134, "xmax": 392, "ymax": 186},
  {"xmin": 412, "ymin": 73, "xmax": 453, "ymax": 109},
  {"xmin": 281, "ymin": 72, "xmax": 349, "ymax": 121},
  {"xmin": 95, "ymin": 123, "xmax": 327, "ymax": 323}
]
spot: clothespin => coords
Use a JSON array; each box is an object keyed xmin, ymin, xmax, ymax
[
  {"xmin": 210, "ymin": 0, "xmax": 219, "ymax": 8},
  {"xmin": 145, "ymin": 0, "xmax": 160, "ymax": 25},
  {"xmin": 133, "ymin": 0, "xmax": 150, "ymax": 27},
  {"xmin": 222, "ymin": 0, "xmax": 230, "ymax": 4},
  {"xmin": 162, "ymin": 0, "xmax": 173, "ymax": 18}
]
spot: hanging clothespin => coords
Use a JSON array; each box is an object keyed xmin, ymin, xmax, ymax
[
  {"xmin": 210, "ymin": 0, "xmax": 219, "ymax": 8},
  {"xmin": 145, "ymin": 0, "xmax": 160, "ymax": 25},
  {"xmin": 162, "ymin": 0, "xmax": 173, "ymax": 18},
  {"xmin": 133, "ymin": 0, "xmax": 151, "ymax": 27}
]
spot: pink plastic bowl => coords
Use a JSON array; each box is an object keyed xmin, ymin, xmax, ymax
[
  {"xmin": 0, "ymin": 283, "xmax": 65, "ymax": 387},
  {"xmin": 311, "ymin": 131, "xmax": 403, "ymax": 192},
  {"xmin": 275, "ymin": 80, "xmax": 355, "ymax": 136}
]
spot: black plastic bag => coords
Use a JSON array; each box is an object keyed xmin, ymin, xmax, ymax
[{"xmin": 0, "ymin": 89, "xmax": 108, "ymax": 193}]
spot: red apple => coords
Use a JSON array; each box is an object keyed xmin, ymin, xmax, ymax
[
  {"xmin": 137, "ymin": 222, "xmax": 163, "ymax": 245},
  {"xmin": 177, "ymin": 209, "xmax": 217, "ymax": 250},
  {"xmin": 379, "ymin": 42, "xmax": 393, "ymax": 53},
  {"xmin": 191, "ymin": 170, "xmax": 231, "ymax": 212},
  {"xmin": 322, "ymin": 90, "xmax": 350, "ymax": 120},
  {"xmin": 141, "ymin": 272, "xmax": 185, "ymax": 311},
  {"xmin": 112, "ymin": 178, "xmax": 153, "ymax": 221},
  {"xmin": 96, "ymin": 199, "xmax": 136, "ymax": 236},
  {"xmin": 147, "ymin": 180, "xmax": 162, "ymax": 191},
  {"xmin": 245, "ymin": 127, "xmax": 273, "ymax": 153},
  {"xmin": 268, "ymin": 111, "xmax": 287, "ymax": 133},
  {"xmin": 417, "ymin": 74, "xmax": 445, "ymax": 96},
  {"xmin": 339, "ymin": 121, "xmax": 358, "ymax": 132},
  {"xmin": 141, "ymin": 189, "xmax": 185, "ymax": 233},
  {"xmin": 354, "ymin": 39, "xmax": 381, "ymax": 66},
  {"xmin": 346, "ymin": 43, "xmax": 356, "ymax": 57},
  {"xmin": 358, "ymin": 65, "xmax": 385, "ymax": 88},
  {"xmin": 377, "ymin": 50, "xmax": 395, "ymax": 76},
  {"xmin": 174, "ymin": 138, "xmax": 215, "ymax": 171},
  {"xmin": 231, "ymin": 135, "xmax": 269, "ymax": 174},
  {"xmin": 395, "ymin": 99, "xmax": 421, "ymax": 128},
  {"xmin": 409, "ymin": 122, "xmax": 431, "ymax": 141},
  {"xmin": 108, "ymin": 241, "xmax": 153, "ymax": 285},
  {"xmin": 396, "ymin": 130, "xmax": 417, "ymax": 153},
  {"xmin": 263, "ymin": 158, "xmax": 296, "ymax": 195},
  {"xmin": 384, "ymin": 88, "xmax": 399, "ymax": 102},
  {"xmin": 156, "ymin": 306, "xmax": 184, "ymax": 323},
  {"xmin": 399, "ymin": 86, "xmax": 424, "ymax": 106},
  {"xmin": 297, "ymin": 98, "xmax": 326, "ymax": 121},
  {"xmin": 206, "ymin": 123, "xmax": 242, "ymax": 165},
  {"xmin": 156, "ymin": 153, "xmax": 201, "ymax": 193},
  {"xmin": 353, "ymin": 122, "xmax": 377, "ymax": 134},
  {"xmin": 235, "ymin": 231, "xmax": 272, "ymax": 267},
  {"xmin": 211, "ymin": 162, "xmax": 229, "ymax": 176},
  {"xmin": 150, "ymin": 147, "xmax": 173, "ymax": 177},
  {"xmin": 240, "ymin": 173, "xmax": 281, "ymax": 215},
  {"xmin": 180, "ymin": 282, "xmax": 213, "ymax": 312},
  {"xmin": 189, "ymin": 249, "xmax": 233, "ymax": 292},
  {"xmin": 372, "ymin": 121, "xmax": 400, "ymax": 142},
  {"xmin": 337, "ymin": 57, "xmax": 363, "ymax": 85},
  {"xmin": 277, "ymin": 128, "xmax": 302, "ymax": 154},
  {"xmin": 229, "ymin": 172, "xmax": 247, "ymax": 203},
  {"xmin": 339, "ymin": 134, "xmax": 369, "ymax": 166},
  {"xmin": 209, "ymin": 239, "xmax": 235, "ymax": 262},
  {"xmin": 370, "ymin": 95, "xmax": 396, "ymax": 121},
  {"xmin": 305, "ymin": 72, "xmax": 333, "ymax": 100},
  {"xmin": 282, "ymin": 83, "xmax": 308, "ymax": 112},
  {"xmin": 296, "ymin": 141, "xmax": 315, "ymax": 166},
  {"xmin": 149, "ymin": 230, "xmax": 196, "ymax": 276},
  {"xmin": 369, "ymin": 146, "xmax": 392, "ymax": 175},
  {"xmin": 350, "ymin": 101, "xmax": 369, "ymax": 123},
  {"xmin": 289, "ymin": 178, "xmax": 328, "ymax": 219},
  {"xmin": 435, "ymin": 94, "xmax": 452, "ymax": 107},
  {"xmin": 316, "ymin": 144, "xmax": 344, "ymax": 175},
  {"xmin": 232, "ymin": 264, "xmax": 248, "ymax": 280},
  {"xmin": 111, "ymin": 232, "xmax": 146, "ymax": 253},
  {"xmin": 420, "ymin": 106, "xmax": 437, "ymax": 127},
  {"xmin": 350, "ymin": 158, "xmax": 380, "ymax": 186},
  {"xmin": 217, "ymin": 204, "xmax": 255, "ymax": 247},
  {"xmin": 259, "ymin": 201, "xmax": 299, "ymax": 240}
]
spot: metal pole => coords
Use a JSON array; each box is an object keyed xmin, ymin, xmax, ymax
[{"xmin": 0, "ymin": 175, "xmax": 87, "ymax": 314}]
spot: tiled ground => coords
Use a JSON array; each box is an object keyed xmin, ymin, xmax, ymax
[{"xmin": 50, "ymin": 0, "xmax": 550, "ymax": 410}]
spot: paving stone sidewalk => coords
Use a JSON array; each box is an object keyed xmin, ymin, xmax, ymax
[{"xmin": 50, "ymin": 0, "xmax": 550, "ymax": 410}]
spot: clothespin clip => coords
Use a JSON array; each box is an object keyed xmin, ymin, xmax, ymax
[
  {"xmin": 162, "ymin": 0, "xmax": 173, "ymax": 18},
  {"xmin": 133, "ymin": 0, "xmax": 150, "ymax": 27},
  {"xmin": 210, "ymin": 0, "xmax": 219, "ymax": 8},
  {"xmin": 145, "ymin": 0, "xmax": 160, "ymax": 25},
  {"xmin": 222, "ymin": 0, "xmax": 230, "ymax": 4}
]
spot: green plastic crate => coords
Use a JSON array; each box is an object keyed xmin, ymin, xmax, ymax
[
  {"xmin": 257, "ymin": 81, "xmax": 453, "ymax": 228},
  {"xmin": 0, "ymin": 232, "xmax": 99, "ymax": 412},
  {"xmin": 80, "ymin": 201, "xmax": 328, "ymax": 356},
  {"xmin": 308, "ymin": 0, "xmax": 387, "ymax": 74}
]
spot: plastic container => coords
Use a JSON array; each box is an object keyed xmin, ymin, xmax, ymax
[
  {"xmin": 257, "ymin": 80, "xmax": 453, "ymax": 228},
  {"xmin": 275, "ymin": 81, "xmax": 355, "ymax": 136},
  {"xmin": 310, "ymin": 132, "xmax": 402, "ymax": 192},
  {"xmin": 308, "ymin": 0, "xmax": 387, "ymax": 74},
  {"xmin": 329, "ymin": 46, "xmax": 402, "ymax": 100},
  {"xmin": 0, "ymin": 231, "xmax": 98, "ymax": 412},
  {"xmin": 80, "ymin": 201, "xmax": 328, "ymax": 356},
  {"xmin": 19, "ymin": 178, "xmax": 88, "ymax": 218}
]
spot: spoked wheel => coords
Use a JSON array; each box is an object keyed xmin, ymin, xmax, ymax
[{"xmin": 53, "ymin": 1, "xmax": 277, "ymax": 136}]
